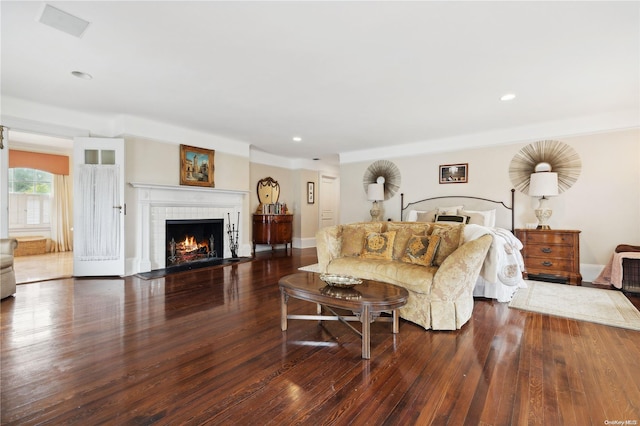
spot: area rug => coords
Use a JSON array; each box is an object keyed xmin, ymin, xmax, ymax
[
  {"xmin": 298, "ymin": 263, "xmax": 321, "ymax": 273},
  {"xmin": 509, "ymin": 281, "xmax": 640, "ymax": 331}
]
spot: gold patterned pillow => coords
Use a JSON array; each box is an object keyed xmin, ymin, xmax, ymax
[
  {"xmin": 402, "ymin": 234, "xmax": 441, "ymax": 266},
  {"xmin": 340, "ymin": 223, "xmax": 383, "ymax": 257},
  {"xmin": 431, "ymin": 223, "xmax": 464, "ymax": 266},
  {"xmin": 361, "ymin": 231, "xmax": 396, "ymax": 260},
  {"xmin": 386, "ymin": 222, "xmax": 431, "ymax": 260}
]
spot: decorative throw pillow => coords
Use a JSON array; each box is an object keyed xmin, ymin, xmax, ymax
[
  {"xmin": 435, "ymin": 214, "xmax": 470, "ymax": 223},
  {"xmin": 416, "ymin": 210, "xmax": 438, "ymax": 222},
  {"xmin": 361, "ymin": 231, "xmax": 396, "ymax": 260},
  {"xmin": 402, "ymin": 234, "xmax": 441, "ymax": 266},
  {"xmin": 436, "ymin": 205, "xmax": 463, "ymax": 215},
  {"xmin": 386, "ymin": 222, "xmax": 431, "ymax": 259},
  {"xmin": 340, "ymin": 223, "xmax": 383, "ymax": 257},
  {"xmin": 459, "ymin": 209, "xmax": 496, "ymax": 227},
  {"xmin": 431, "ymin": 223, "xmax": 464, "ymax": 266}
]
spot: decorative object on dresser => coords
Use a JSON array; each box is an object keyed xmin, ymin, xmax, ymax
[
  {"xmin": 362, "ymin": 160, "xmax": 401, "ymax": 221},
  {"xmin": 179, "ymin": 144, "xmax": 215, "ymax": 187},
  {"xmin": 256, "ymin": 177, "xmax": 283, "ymax": 213},
  {"xmin": 528, "ymin": 164, "xmax": 558, "ymax": 229},
  {"xmin": 253, "ymin": 176, "xmax": 292, "ymax": 255},
  {"xmin": 509, "ymin": 140, "xmax": 581, "ymax": 229},
  {"xmin": 439, "ymin": 163, "xmax": 468, "ymax": 184},
  {"xmin": 515, "ymin": 228, "xmax": 582, "ymax": 285},
  {"xmin": 367, "ymin": 178, "xmax": 385, "ymax": 221}
]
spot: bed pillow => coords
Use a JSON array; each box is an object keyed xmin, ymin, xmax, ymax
[
  {"xmin": 416, "ymin": 210, "xmax": 438, "ymax": 222},
  {"xmin": 436, "ymin": 205, "xmax": 463, "ymax": 215},
  {"xmin": 402, "ymin": 234, "xmax": 441, "ymax": 266},
  {"xmin": 435, "ymin": 214, "xmax": 470, "ymax": 224},
  {"xmin": 361, "ymin": 231, "xmax": 396, "ymax": 260},
  {"xmin": 460, "ymin": 209, "xmax": 496, "ymax": 227}
]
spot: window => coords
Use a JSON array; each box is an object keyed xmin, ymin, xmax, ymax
[{"xmin": 8, "ymin": 168, "xmax": 53, "ymax": 228}]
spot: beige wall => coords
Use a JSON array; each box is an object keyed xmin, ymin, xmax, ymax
[
  {"xmin": 249, "ymin": 163, "xmax": 320, "ymax": 248},
  {"xmin": 124, "ymin": 136, "xmax": 252, "ymax": 260},
  {"xmin": 125, "ymin": 136, "xmax": 249, "ymax": 190},
  {"xmin": 295, "ymin": 169, "xmax": 320, "ymax": 244},
  {"xmin": 339, "ymin": 128, "xmax": 640, "ymax": 277}
]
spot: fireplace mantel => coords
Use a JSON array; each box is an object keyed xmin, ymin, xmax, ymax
[
  {"xmin": 129, "ymin": 182, "xmax": 249, "ymax": 197},
  {"xmin": 128, "ymin": 182, "xmax": 248, "ymax": 274}
]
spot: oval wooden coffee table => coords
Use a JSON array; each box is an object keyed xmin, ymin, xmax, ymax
[{"xmin": 279, "ymin": 272, "xmax": 409, "ymax": 359}]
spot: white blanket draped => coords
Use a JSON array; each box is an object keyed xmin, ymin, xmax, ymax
[{"xmin": 464, "ymin": 224, "xmax": 527, "ymax": 302}]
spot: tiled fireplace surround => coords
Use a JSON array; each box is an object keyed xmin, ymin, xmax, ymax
[{"xmin": 129, "ymin": 183, "xmax": 247, "ymax": 274}]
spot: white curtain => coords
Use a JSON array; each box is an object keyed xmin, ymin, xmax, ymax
[
  {"xmin": 76, "ymin": 165, "xmax": 120, "ymax": 260},
  {"xmin": 50, "ymin": 174, "xmax": 73, "ymax": 252}
]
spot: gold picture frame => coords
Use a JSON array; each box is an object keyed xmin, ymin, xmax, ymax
[{"xmin": 180, "ymin": 144, "xmax": 215, "ymax": 187}]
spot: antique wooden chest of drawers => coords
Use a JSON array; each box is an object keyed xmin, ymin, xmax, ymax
[
  {"xmin": 252, "ymin": 214, "xmax": 293, "ymax": 255},
  {"xmin": 515, "ymin": 229, "xmax": 582, "ymax": 285}
]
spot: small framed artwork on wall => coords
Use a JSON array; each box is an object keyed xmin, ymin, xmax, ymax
[
  {"xmin": 180, "ymin": 144, "xmax": 215, "ymax": 187},
  {"xmin": 307, "ymin": 182, "xmax": 315, "ymax": 204},
  {"xmin": 439, "ymin": 163, "xmax": 468, "ymax": 184}
]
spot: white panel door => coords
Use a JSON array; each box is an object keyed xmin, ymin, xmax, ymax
[
  {"xmin": 73, "ymin": 137, "xmax": 125, "ymax": 276},
  {"xmin": 319, "ymin": 174, "xmax": 339, "ymax": 229}
]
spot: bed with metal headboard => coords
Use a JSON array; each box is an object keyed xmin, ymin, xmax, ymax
[
  {"xmin": 399, "ymin": 189, "xmax": 525, "ymax": 302},
  {"xmin": 400, "ymin": 189, "xmax": 515, "ymax": 232}
]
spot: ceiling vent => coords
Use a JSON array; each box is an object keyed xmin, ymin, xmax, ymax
[{"xmin": 37, "ymin": 4, "xmax": 90, "ymax": 38}]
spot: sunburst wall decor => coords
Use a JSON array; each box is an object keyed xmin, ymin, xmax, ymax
[
  {"xmin": 509, "ymin": 140, "xmax": 581, "ymax": 194},
  {"xmin": 362, "ymin": 160, "xmax": 401, "ymax": 201}
]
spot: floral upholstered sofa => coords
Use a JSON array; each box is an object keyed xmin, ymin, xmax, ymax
[{"xmin": 315, "ymin": 221, "xmax": 492, "ymax": 331}]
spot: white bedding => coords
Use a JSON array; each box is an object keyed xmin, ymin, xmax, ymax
[{"xmin": 463, "ymin": 224, "xmax": 527, "ymax": 302}]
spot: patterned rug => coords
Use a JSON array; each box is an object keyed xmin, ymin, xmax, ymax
[{"xmin": 509, "ymin": 281, "xmax": 640, "ymax": 331}]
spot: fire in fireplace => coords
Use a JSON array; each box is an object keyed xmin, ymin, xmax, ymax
[{"xmin": 165, "ymin": 219, "xmax": 224, "ymax": 266}]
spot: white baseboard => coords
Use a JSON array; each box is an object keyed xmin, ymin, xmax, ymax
[
  {"xmin": 581, "ymin": 263, "xmax": 604, "ymax": 283},
  {"xmin": 293, "ymin": 237, "xmax": 316, "ymax": 249}
]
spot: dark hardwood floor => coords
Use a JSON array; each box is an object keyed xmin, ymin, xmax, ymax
[{"xmin": 2, "ymin": 248, "xmax": 639, "ymax": 425}]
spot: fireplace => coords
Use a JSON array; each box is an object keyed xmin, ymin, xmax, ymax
[
  {"xmin": 129, "ymin": 182, "xmax": 246, "ymax": 274},
  {"xmin": 165, "ymin": 219, "xmax": 224, "ymax": 266}
]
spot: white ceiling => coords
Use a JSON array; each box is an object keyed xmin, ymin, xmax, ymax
[{"xmin": 2, "ymin": 1, "xmax": 639, "ymax": 162}]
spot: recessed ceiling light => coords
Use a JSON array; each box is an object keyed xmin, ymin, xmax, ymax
[
  {"xmin": 500, "ymin": 93, "xmax": 516, "ymax": 101},
  {"xmin": 292, "ymin": 136, "xmax": 302, "ymax": 142},
  {"xmin": 71, "ymin": 71, "xmax": 92, "ymax": 80}
]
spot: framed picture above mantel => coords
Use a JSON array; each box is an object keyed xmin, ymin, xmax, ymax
[
  {"xmin": 439, "ymin": 163, "xmax": 468, "ymax": 184},
  {"xmin": 180, "ymin": 144, "xmax": 215, "ymax": 187}
]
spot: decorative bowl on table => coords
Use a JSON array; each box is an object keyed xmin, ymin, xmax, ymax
[
  {"xmin": 320, "ymin": 285, "xmax": 362, "ymax": 300},
  {"xmin": 319, "ymin": 273, "xmax": 363, "ymax": 288}
]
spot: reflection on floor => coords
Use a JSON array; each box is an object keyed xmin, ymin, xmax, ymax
[{"xmin": 13, "ymin": 251, "xmax": 73, "ymax": 284}]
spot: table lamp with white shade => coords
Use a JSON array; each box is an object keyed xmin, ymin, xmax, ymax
[
  {"xmin": 529, "ymin": 165, "xmax": 559, "ymax": 229},
  {"xmin": 367, "ymin": 177, "xmax": 385, "ymax": 222}
]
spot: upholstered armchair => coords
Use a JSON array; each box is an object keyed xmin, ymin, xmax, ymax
[{"xmin": 1, "ymin": 238, "xmax": 18, "ymax": 299}]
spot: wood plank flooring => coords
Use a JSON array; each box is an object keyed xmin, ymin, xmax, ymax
[{"xmin": 2, "ymin": 248, "xmax": 639, "ymax": 425}]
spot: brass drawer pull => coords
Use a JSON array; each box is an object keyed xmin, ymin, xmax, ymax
[
  {"xmin": 542, "ymin": 261, "xmax": 553, "ymax": 267},
  {"xmin": 541, "ymin": 247, "xmax": 552, "ymax": 253}
]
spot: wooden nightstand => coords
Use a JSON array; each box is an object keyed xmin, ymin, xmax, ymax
[{"xmin": 515, "ymin": 229, "xmax": 582, "ymax": 285}]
